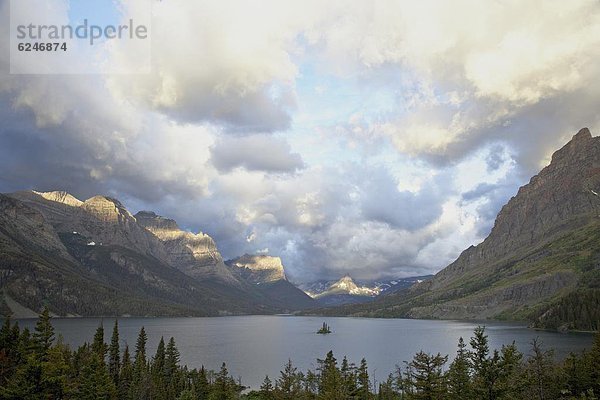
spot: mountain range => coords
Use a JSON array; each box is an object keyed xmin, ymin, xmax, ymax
[
  {"xmin": 0, "ymin": 191, "xmax": 313, "ymax": 317},
  {"xmin": 298, "ymin": 275, "xmax": 433, "ymax": 306},
  {"xmin": 2, "ymin": 128, "xmax": 600, "ymax": 331},
  {"xmin": 313, "ymin": 128, "xmax": 600, "ymax": 331}
]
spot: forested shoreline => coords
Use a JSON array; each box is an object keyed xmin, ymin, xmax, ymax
[{"xmin": 1, "ymin": 309, "xmax": 599, "ymax": 399}]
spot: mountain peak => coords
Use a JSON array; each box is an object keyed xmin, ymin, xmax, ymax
[
  {"xmin": 82, "ymin": 195, "xmax": 133, "ymax": 221},
  {"xmin": 331, "ymin": 275, "xmax": 358, "ymax": 291},
  {"xmin": 550, "ymin": 127, "xmax": 596, "ymax": 165},
  {"xmin": 32, "ymin": 190, "xmax": 83, "ymax": 207},
  {"xmin": 573, "ymin": 127, "xmax": 592, "ymax": 142},
  {"xmin": 135, "ymin": 211, "xmax": 180, "ymax": 232},
  {"xmin": 229, "ymin": 254, "xmax": 286, "ymax": 283}
]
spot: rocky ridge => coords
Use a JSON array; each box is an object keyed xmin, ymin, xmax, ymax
[
  {"xmin": 228, "ymin": 254, "xmax": 287, "ymax": 284},
  {"xmin": 135, "ymin": 211, "xmax": 239, "ymax": 285}
]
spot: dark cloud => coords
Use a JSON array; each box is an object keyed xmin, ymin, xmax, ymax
[{"xmin": 360, "ymin": 167, "xmax": 447, "ymax": 231}]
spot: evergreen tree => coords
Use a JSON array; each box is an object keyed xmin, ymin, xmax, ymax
[
  {"xmin": 92, "ymin": 321, "xmax": 107, "ymax": 359},
  {"xmin": 165, "ymin": 336, "xmax": 181, "ymax": 382},
  {"xmin": 32, "ymin": 307, "xmax": 54, "ymax": 361},
  {"xmin": 118, "ymin": 345, "xmax": 133, "ymax": 399},
  {"xmin": 260, "ymin": 375, "xmax": 275, "ymax": 399},
  {"xmin": 275, "ymin": 359, "xmax": 302, "ymax": 399},
  {"xmin": 408, "ymin": 351, "xmax": 448, "ymax": 400},
  {"xmin": 152, "ymin": 337, "xmax": 167, "ymax": 400},
  {"xmin": 304, "ymin": 369, "xmax": 319, "ymax": 399},
  {"xmin": 210, "ymin": 362, "xmax": 236, "ymax": 400},
  {"xmin": 78, "ymin": 351, "xmax": 117, "ymax": 400},
  {"xmin": 318, "ymin": 351, "xmax": 343, "ymax": 400},
  {"xmin": 165, "ymin": 336, "xmax": 182, "ymax": 398},
  {"xmin": 153, "ymin": 337, "xmax": 166, "ymax": 376},
  {"xmin": 193, "ymin": 366, "xmax": 210, "ymax": 399},
  {"xmin": 524, "ymin": 338, "xmax": 559, "ymax": 400},
  {"xmin": 469, "ymin": 326, "xmax": 499, "ymax": 400},
  {"xmin": 356, "ymin": 358, "xmax": 371, "ymax": 400},
  {"xmin": 446, "ymin": 337, "xmax": 473, "ymax": 400},
  {"xmin": 378, "ymin": 374, "xmax": 398, "ymax": 400},
  {"xmin": 134, "ymin": 326, "xmax": 148, "ymax": 372},
  {"xmin": 340, "ymin": 356, "xmax": 358, "ymax": 397},
  {"xmin": 41, "ymin": 336, "xmax": 72, "ymax": 399},
  {"xmin": 131, "ymin": 326, "xmax": 151, "ymax": 399},
  {"xmin": 108, "ymin": 319, "xmax": 120, "ymax": 386},
  {"xmin": 496, "ymin": 343, "xmax": 524, "ymax": 399}
]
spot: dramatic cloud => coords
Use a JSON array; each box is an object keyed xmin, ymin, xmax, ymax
[
  {"xmin": 210, "ymin": 134, "xmax": 304, "ymax": 173},
  {"xmin": 1, "ymin": 0, "xmax": 599, "ymax": 281}
]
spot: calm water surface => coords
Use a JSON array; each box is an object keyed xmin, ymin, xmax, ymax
[{"xmin": 17, "ymin": 316, "xmax": 594, "ymax": 389}]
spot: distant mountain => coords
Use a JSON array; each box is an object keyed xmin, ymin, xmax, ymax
[
  {"xmin": 315, "ymin": 128, "xmax": 600, "ymax": 331},
  {"xmin": 299, "ymin": 275, "xmax": 432, "ymax": 307},
  {"xmin": 0, "ymin": 191, "xmax": 311, "ymax": 317},
  {"xmin": 226, "ymin": 255, "xmax": 315, "ymax": 310}
]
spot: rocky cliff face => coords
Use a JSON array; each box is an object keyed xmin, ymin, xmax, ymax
[
  {"xmin": 433, "ymin": 128, "xmax": 600, "ymax": 291},
  {"xmin": 135, "ymin": 211, "xmax": 240, "ymax": 286},
  {"xmin": 0, "ymin": 194, "xmax": 72, "ymax": 259},
  {"xmin": 228, "ymin": 254, "xmax": 287, "ymax": 284},
  {"xmin": 10, "ymin": 191, "xmax": 167, "ymax": 261},
  {"xmin": 332, "ymin": 128, "xmax": 600, "ymax": 323}
]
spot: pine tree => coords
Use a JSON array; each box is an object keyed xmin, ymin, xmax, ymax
[
  {"xmin": 165, "ymin": 336, "xmax": 180, "ymax": 382},
  {"xmin": 153, "ymin": 337, "xmax": 166, "ymax": 376},
  {"xmin": 210, "ymin": 362, "xmax": 235, "ymax": 400},
  {"xmin": 260, "ymin": 375, "xmax": 275, "ymax": 399},
  {"xmin": 41, "ymin": 336, "xmax": 72, "ymax": 399},
  {"xmin": 108, "ymin": 320, "xmax": 120, "ymax": 386},
  {"xmin": 378, "ymin": 374, "xmax": 398, "ymax": 400},
  {"xmin": 165, "ymin": 336, "xmax": 181, "ymax": 398},
  {"xmin": 408, "ymin": 351, "xmax": 448, "ymax": 400},
  {"xmin": 447, "ymin": 337, "xmax": 473, "ymax": 400},
  {"xmin": 32, "ymin": 307, "xmax": 54, "ymax": 362},
  {"xmin": 304, "ymin": 369, "xmax": 319, "ymax": 398},
  {"xmin": 524, "ymin": 338, "xmax": 558, "ymax": 400},
  {"xmin": 133, "ymin": 326, "xmax": 148, "ymax": 376},
  {"xmin": 356, "ymin": 358, "xmax": 371, "ymax": 400},
  {"xmin": 152, "ymin": 337, "xmax": 167, "ymax": 400},
  {"xmin": 92, "ymin": 322, "xmax": 107, "ymax": 359},
  {"xmin": 340, "ymin": 356, "xmax": 357, "ymax": 397},
  {"xmin": 495, "ymin": 343, "xmax": 524, "ymax": 398},
  {"xmin": 318, "ymin": 351, "xmax": 343, "ymax": 399},
  {"xmin": 131, "ymin": 327, "xmax": 150, "ymax": 399},
  {"xmin": 118, "ymin": 345, "xmax": 133, "ymax": 399},
  {"xmin": 276, "ymin": 359, "xmax": 302, "ymax": 399},
  {"xmin": 78, "ymin": 351, "xmax": 117, "ymax": 400},
  {"xmin": 194, "ymin": 366, "xmax": 210, "ymax": 399}
]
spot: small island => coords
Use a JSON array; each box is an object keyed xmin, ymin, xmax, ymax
[{"xmin": 317, "ymin": 322, "xmax": 332, "ymax": 334}]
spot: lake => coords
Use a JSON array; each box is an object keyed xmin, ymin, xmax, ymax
[{"xmin": 16, "ymin": 316, "xmax": 595, "ymax": 389}]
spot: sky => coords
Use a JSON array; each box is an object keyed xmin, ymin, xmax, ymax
[{"xmin": 1, "ymin": 0, "xmax": 600, "ymax": 282}]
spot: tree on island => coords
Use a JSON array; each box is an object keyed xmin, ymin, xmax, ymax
[{"xmin": 317, "ymin": 322, "xmax": 332, "ymax": 334}]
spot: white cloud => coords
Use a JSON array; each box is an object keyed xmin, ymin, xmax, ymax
[{"xmin": 1, "ymin": 0, "xmax": 599, "ymax": 282}]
